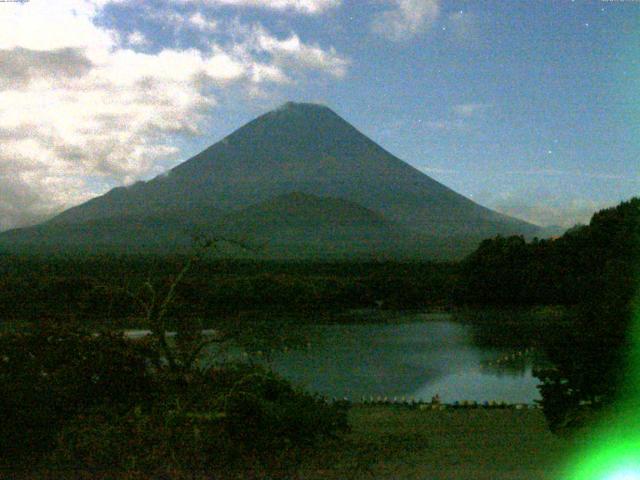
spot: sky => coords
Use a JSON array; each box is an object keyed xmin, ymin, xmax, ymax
[{"xmin": 0, "ymin": 0, "xmax": 638, "ymax": 231}]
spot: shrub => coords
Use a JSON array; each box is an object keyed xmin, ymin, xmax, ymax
[
  {"xmin": 0, "ymin": 322, "xmax": 157, "ymax": 464},
  {"xmin": 50, "ymin": 363, "xmax": 349, "ymax": 478}
]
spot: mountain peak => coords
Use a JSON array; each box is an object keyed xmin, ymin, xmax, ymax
[
  {"xmin": 279, "ymin": 101, "xmax": 330, "ymax": 111},
  {"xmin": 266, "ymin": 101, "xmax": 336, "ymax": 119}
]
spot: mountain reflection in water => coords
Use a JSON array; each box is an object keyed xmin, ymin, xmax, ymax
[{"xmin": 263, "ymin": 314, "xmax": 542, "ymax": 403}]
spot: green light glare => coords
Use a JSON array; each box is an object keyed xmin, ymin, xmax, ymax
[
  {"xmin": 605, "ymin": 468, "xmax": 640, "ymax": 480},
  {"xmin": 564, "ymin": 436, "xmax": 640, "ymax": 480},
  {"xmin": 559, "ymin": 308, "xmax": 640, "ymax": 480}
]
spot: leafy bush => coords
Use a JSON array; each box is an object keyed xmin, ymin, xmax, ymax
[
  {"xmin": 50, "ymin": 405, "xmax": 227, "ymax": 476},
  {"xmin": 205, "ymin": 363, "xmax": 349, "ymax": 451},
  {"xmin": 534, "ymin": 300, "xmax": 635, "ymax": 434},
  {"xmin": 50, "ymin": 363, "xmax": 349, "ymax": 478},
  {"xmin": 0, "ymin": 323, "xmax": 349, "ymax": 478},
  {"xmin": 0, "ymin": 322, "xmax": 157, "ymax": 463}
]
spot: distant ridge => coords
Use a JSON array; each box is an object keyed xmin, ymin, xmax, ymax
[{"xmin": 0, "ymin": 102, "xmax": 539, "ymax": 259}]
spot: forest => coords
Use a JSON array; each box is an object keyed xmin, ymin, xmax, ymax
[{"xmin": 0, "ymin": 256, "xmax": 459, "ymax": 329}]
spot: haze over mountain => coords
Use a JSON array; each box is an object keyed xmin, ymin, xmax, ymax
[{"xmin": 0, "ymin": 102, "xmax": 539, "ymax": 259}]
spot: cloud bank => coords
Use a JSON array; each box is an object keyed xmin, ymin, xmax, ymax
[{"xmin": 172, "ymin": 0, "xmax": 341, "ymax": 15}]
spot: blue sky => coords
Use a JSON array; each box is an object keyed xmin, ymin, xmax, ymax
[{"xmin": 0, "ymin": 0, "xmax": 638, "ymax": 229}]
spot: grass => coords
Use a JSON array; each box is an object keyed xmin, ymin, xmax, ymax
[
  {"xmin": 3, "ymin": 405, "xmax": 581, "ymax": 479},
  {"xmin": 298, "ymin": 405, "xmax": 574, "ymax": 480}
]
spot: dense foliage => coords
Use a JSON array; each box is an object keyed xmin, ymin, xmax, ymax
[
  {"xmin": 457, "ymin": 198, "xmax": 640, "ymax": 432},
  {"xmin": 0, "ymin": 250, "xmax": 455, "ymax": 476},
  {"xmin": 455, "ymin": 199, "xmax": 640, "ymax": 309},
  {"xmin": 0, "ymin": 323, "xmax": 156, "ymax": 464},
  {"xmin": 0, "ymin": 259, "xmax": 458, "ymax": 329},
  {"xmin": 0, "ymin": 322, "xmax": 349, "ymax": 478}
]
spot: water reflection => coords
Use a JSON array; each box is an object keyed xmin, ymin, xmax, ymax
[{"xmin": 264, "ymin": 315, "xmax": 542, "ymax": 403}]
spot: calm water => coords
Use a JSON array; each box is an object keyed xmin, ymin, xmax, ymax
[
  {"xmin": 129, "ymin": 312, "xmax": 544, "ymax": 403},
  {"xmin": 264, "ymin": 313, "xmax": 541, "ymax": 403}
]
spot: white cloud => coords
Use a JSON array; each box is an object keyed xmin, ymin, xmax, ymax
[
  {"xmin": 172, "ymin": 0, "xmax": 340, "ymax": 15},
  {"xmin": 422, "ymin": 102, "xmax": 489, "ymax": 131},
  {"xmin": 189, "ymin": 12, "xmax": 218, "ymax": 31},
  {"xmin": 0, "ymin": 47, "xmax": 93, "ymax": 89},
  {"xmin": 248, "ymin": 24, "xmax": 349, "ymax": 78},
  {"xmin": 0, "ymin": 0, "xmax": 348, "ymax": 230},
  {"xmin": 127, "ymin": 31, "xmax": 149, "ymax": 46},
  {"xmin": 371, "ymin": 0, "xmax": 440, "ymax": 41},
  {"xmin": 489, "ymin": 195, "xmax": 604, "ymax": 229},
  {"xmin": 0, "ymin": 0, "xmax": 115, "ymax": 53}
]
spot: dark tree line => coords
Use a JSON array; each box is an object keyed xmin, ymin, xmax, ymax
[
  {"xmin": 456, "ymin": 198, "xmax": 640, "ymax": 309},
  {"xmin": 0, "ymin": 258, "xmax": 459, "ymax": 329},
  {"xmin": 457, "ymin": 198, "xmax": 640, "ymax": 432}
]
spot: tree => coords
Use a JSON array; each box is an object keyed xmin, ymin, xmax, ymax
[{"xmin": 534, "ymin": 198, "xmax": 640, "ymax": 433}]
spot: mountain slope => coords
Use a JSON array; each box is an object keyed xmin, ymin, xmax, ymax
[
  {"xmin": 0, "ymin": 206, "xmax": 223, "ymax": 254},
  {"xmin": 215, "ymin": 192, "xmax": 408, "ymax": 259},
  {"xmin": 0, "ymin": 102, "xmax": 538, "ymax": 258}
]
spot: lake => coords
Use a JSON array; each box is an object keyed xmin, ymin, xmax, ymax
[
  {"xmin": 129, "ymin": 311, "xmax": 546, "ymax": 403},
  {"xmin": 262, "ymin": 312, "xmax": 543, "ymax": 404}
]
